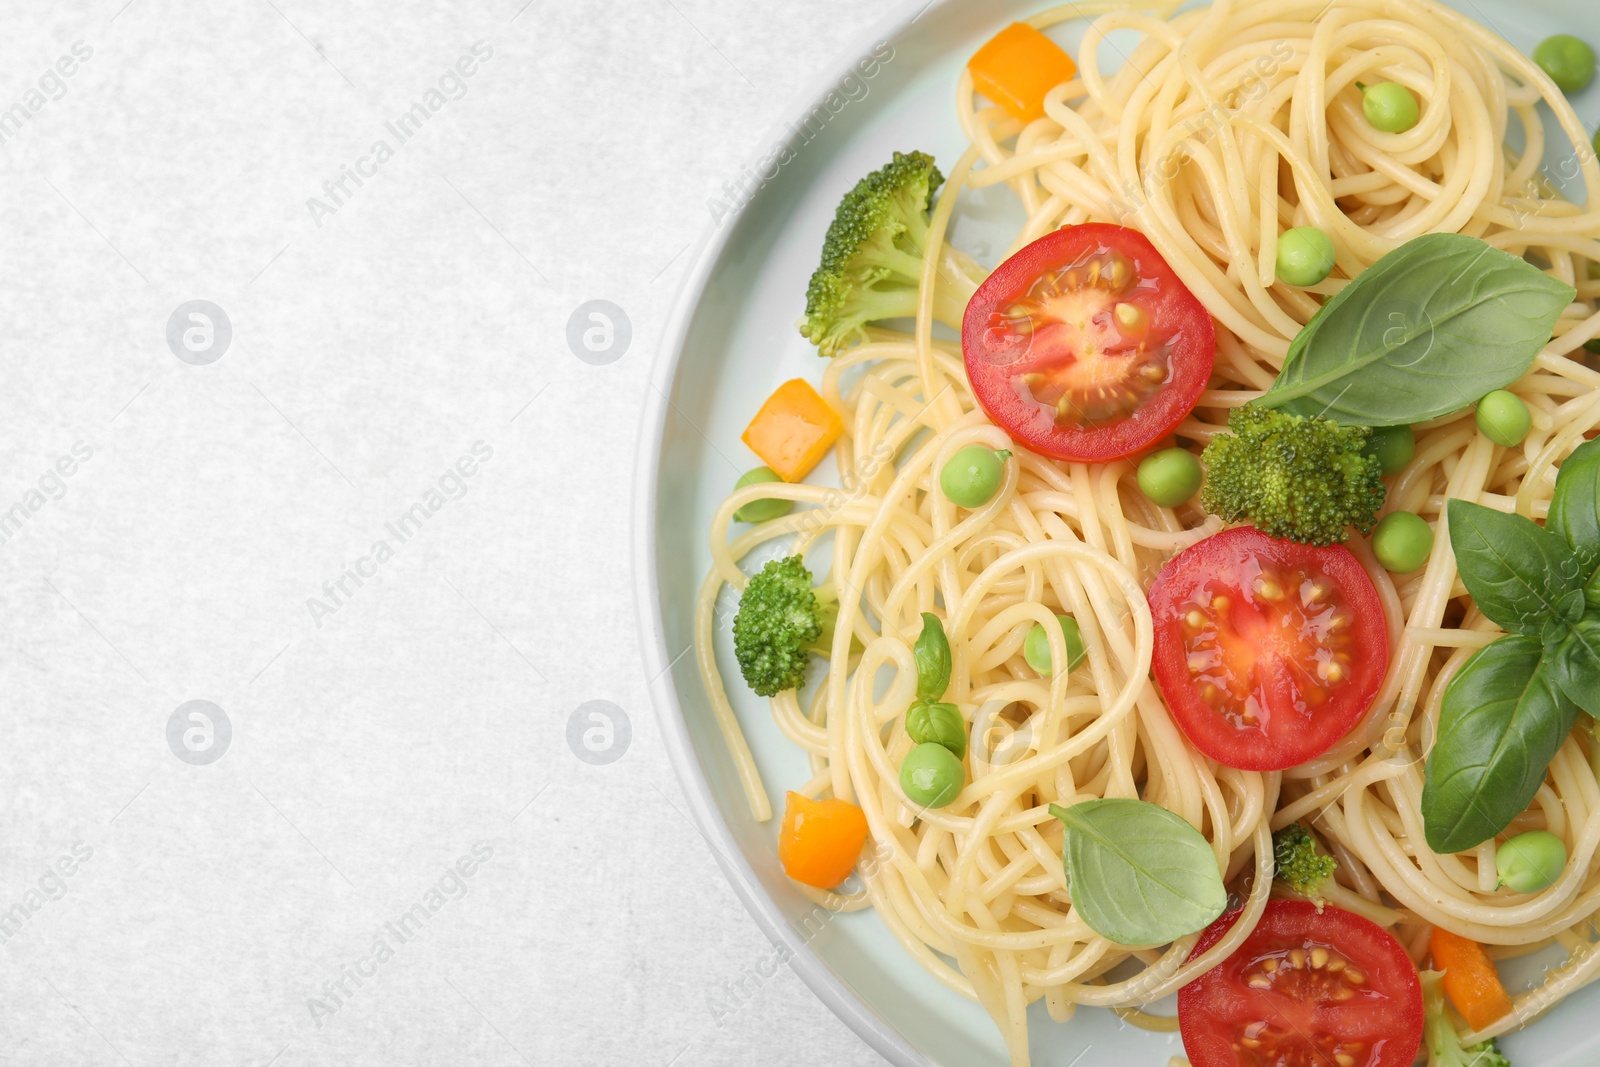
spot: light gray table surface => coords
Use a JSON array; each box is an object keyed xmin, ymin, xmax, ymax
[{"xmin": 0, "ymin": 1, "xmax": 894, "ymax": 1063}]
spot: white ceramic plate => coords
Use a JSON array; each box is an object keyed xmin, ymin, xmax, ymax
[{"xmin": 635, "ymin": 1, "xmax": 1600, "ymax": 1063}]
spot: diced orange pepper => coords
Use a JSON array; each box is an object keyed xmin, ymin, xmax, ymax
[
  {"xmin": 741, "ymin": 379, "xmax": 844, "ymax": 483},
  {"xmin": 968, "ymin": 22, "xmax": 1078, "ymax": 123},
  {"xmin": 778, "ymin": 792, "xmax": 869, "ymax": 889},
  {"xmin": 1429, "ymin": 926, "xmax": 1514, "ymax": 1031}
]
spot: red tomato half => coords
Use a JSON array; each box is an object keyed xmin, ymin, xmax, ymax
[
  {"xmin": 1149, "ymin": 526, "xmax": 1388, "ymax": 771},
  {"xmin": 961, "ymin": 223, "xmax": 1215, "ymax": 461},
  {"xmin": 1179, "ymin": 901, "xmax": 1424, "ymax": 1067}
]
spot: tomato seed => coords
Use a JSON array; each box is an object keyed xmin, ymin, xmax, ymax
[{"xmin": 1114, "ymin": 302, "xmax": 1149, "ymax": 339}]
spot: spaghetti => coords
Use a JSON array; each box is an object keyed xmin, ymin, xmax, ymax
[{"xmin": 695, "ymin": 0, "xmax": 1600, "ymax": 1061}]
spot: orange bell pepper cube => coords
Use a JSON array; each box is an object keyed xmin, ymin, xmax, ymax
[
  {"xmin": 968, "ymin": 22, "xmax": 1078, "ymax": 123},
  {"xmin": 779, "ymin": 791, "xmax": 870, "ymax": 889},
  {"xmin": 741, "ymin": 379, "xmax": 844, "ymax": 483},
  {"xmin": 1429, "ymin": 926, "xmax": 1514, "ymax": 1031}
]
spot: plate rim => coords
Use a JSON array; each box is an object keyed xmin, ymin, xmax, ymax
[{"xmin": 629, "ymin": 1, "xmax": 944, "ymax": 1064}]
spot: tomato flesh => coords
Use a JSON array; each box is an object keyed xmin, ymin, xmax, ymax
[
  {"xmin": 1179, "ymin": 901, "xmax": 1424, "ymax": 1067},
  {"xmin": 962, "ymin": 223, "xmax": 1215, "ymax": 461},
  {"xmin": 1149, "ymin": 526, "xmax": 1388, "ymax": 771}
]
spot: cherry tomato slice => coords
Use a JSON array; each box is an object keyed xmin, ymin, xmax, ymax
[
  {"xmin": 1179, "ymin": 900, "xmax": 1424, "ymax": 1067},
  {"xmin": 961, "ymin": 223, "xmax": 1215, "ymax": 461},
  {"xmin": 1149, "ymin": 526, "xmax": 1388, "ymax": 771}
]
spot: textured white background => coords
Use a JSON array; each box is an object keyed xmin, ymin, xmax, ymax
[{"xmin": 0, "ymin": 0, "xmax": 893, "ymax": 1063}]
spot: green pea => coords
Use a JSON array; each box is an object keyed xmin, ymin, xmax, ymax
[
  {"xmin": 1372, "ymin": 511, "xmax": 1433, "ymax": 573},
  {"xmin": 1476, "ymin": 390, "xmax": 1531, "ymax": 448},
  {"xmin": 940, "ymin": 446, "xmax": 1011, "ymax": 509},
  {"xmin": 913, "ymin": 612, "xmax": 951, "ymax": 702},
  {"xmin": 1275, "ymin": 227, "xmax": 1337, "ymax": 287},
  {"xmin": 1365, "ymin": 424, "xmax": 1415, "ymax": 476},
  {"xmin": 1359, "ymin": 81, "xmax": 1420, "ymax": 133},
  {"xmin": 1534, "ymin": 34, "xmax": 1596, "ymax": 94},
  {"xmin": 732, "ymin": 466, "xmax": 793, "ymax": 523},
  {"xmin": 899, "ymin": 741, "xmax": 964, "ymax": 808},
  {"xmin": 1496, "ymin": 830, "xmax": 1567, "ymax": 893},
  {"xmin": 1024, "ymin": 615, "xmax": 1086, "ymax": 676},
  {"xmin": 906, "ymin": 701, "xmax": 968, "ymax": 759},
  {"xmin": 1137, "ymin": 447, "xmax": 1203, "ymax": 507}
]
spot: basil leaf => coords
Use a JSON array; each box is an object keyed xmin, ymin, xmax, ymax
[
  {"xmin": 1421, "ymin": 636, "xmax": 1577, "ymax": 853},
  {"xmin": 1548, "ymin": 615, "xmax": 1600, "ymax": 718},
  {"xmin": 1540, "ymin": 589, "xmax": 1588, "ymax": 646},
  {"xmin": 1549, "ymin": 436, "xmax": 1600, "ymax": 580},
  {"xmin": 905, "ymin": 701, "xmax": 967, "ymax": 759},
  {"xmin": 1447, "ymin": 499, "xmax": 1583, "ymax": 637},
  {"xmin": 1048, "ymin": 798, "xmax": 1226, "ymax": 946},
  {"xmin": 1257, "ymin": 233, "xmax": 1574, "ymax": 425},
  {"xmin": 913, "ymin": 613, "xmax": 951, "ymax": 702}
]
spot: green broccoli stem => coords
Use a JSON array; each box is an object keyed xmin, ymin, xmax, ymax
[
  {"xmin": 806, "ymin": 584, "xmax": 863, "ymax": 658},
  {"xmin": 805, "ymin": 594, "xmax": 841, "ymax": 657},
  {"xmin": 881, "ymin": 243, "xmax": 985, "ymax": 332}
]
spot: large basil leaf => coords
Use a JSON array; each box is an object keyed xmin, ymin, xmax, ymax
[
  {"xmin": 1548, "ymin": 615, "xmax": 1600, "ymax": 718},
  {"xmin": 1447, "ymin": 499, "xmax": 1583, "ymax": 637},
  {"xmin": 1257, "ymin": 233, "xmax": 1574, "ymax": 425},
  {"xmin": 1549, "ymin": 436, "xmax": 1600, "ymax": 580},
  {"xmin": 1048, "ymin": 798, "xmax": 1226, "ymax": 946},
  {"xmin": 1422, "ymin": 636, "xmax": 1578, "ymax": 853}
]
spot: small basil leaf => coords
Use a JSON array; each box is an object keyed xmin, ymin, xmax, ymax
[
  {"xmin": 1421, "ymin": 636, "xmax": 1578, "ymax": 854},
  {"xmin": 905, "ymin": 701, "xmax": 967, "ymax": 759},
  {"xmin": 913, "ymin": 612, "xmax": 951, "ymax": 702},
  {"xmin": 1048, "ymin": 798, "xmax": 1227, "ymax": 946},
  {"xmin": 1550, "ymin": 436, "xmax": 1600, "ymax": 579},
  {"xmin": 1447, "ymin": 499, "xmax": 1583, "ymax": 637},
  {"xmin": 1548, "ymin": 616, "xmax": 1600, "ymax": 718},
  {"xmin": 1589, "ymin": 568, "xmax": 1600, "ymax": 613},
  {"xmin": 1542, "ymin": 590, "xmax": 1589, "ymax": 647}
]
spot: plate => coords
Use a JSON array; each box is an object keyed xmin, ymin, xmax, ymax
[{"xmin": 634, "ymin": 1, "xmax": 1600, "ymax": 1063}]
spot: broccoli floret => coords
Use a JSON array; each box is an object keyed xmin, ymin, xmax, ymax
[
  {"xmin": 1200, "ymin": 406, "xmax": 1387, "ymax": 545},
  {"xmin": 800, "ymin": 150, "xmax": 988, "ymax": 357},
  {"xmin": 732, "ymin": 556, "xmax": 841, "ymax": 696},
  {"xmin": 1272, "ymin": 823, "xmax": 1338, "ymax": 903},
  {"xmin": 1422, "ymin": 970, "xmax": 1511, "ymax": 1067}
]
